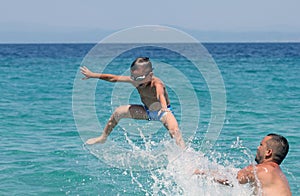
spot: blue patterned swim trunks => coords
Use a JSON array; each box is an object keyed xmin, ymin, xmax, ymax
[{"xmin": 144, "ymin": 105, "xmax": 173, "ymax": 121}]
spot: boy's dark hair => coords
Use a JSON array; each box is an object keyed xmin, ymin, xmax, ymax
[
  {"xmin": 131, "ymin": 57, "xmax": 152, "ymax": 72},
  {"xmin": 266, "ymin": 133, "xmax": 289, "ymax": 165}
]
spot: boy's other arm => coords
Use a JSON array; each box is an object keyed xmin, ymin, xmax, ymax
[
  {"xmin": 155, "ymin": 81, "xmax": 168, "ymax": 110},
  {"xmin": 80, "ymin": 66, "xmax": 131, "ymax": 82}
]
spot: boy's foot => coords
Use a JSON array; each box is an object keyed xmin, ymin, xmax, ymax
[{"xmin": 85, "ymin": 135, "xmax": 107, "ymax": 145}]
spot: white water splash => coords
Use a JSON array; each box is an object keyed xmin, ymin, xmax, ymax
[
  {"xmin": 86, "ymin": 134, "xmax": 254, "ymax": 195},
  {"xmin": 146, "ymin": 142, "xmax": 253, "ymax": 195}
]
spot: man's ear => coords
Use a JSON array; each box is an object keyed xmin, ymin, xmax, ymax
[{"xmin": 266, "ymin": 149, "xmax": 273, "ymax": 157}]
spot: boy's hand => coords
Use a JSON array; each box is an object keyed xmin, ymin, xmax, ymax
[
  {"xmin": 160, "ymin": 107, "xmax": 171, "ymax": 112},
  {"xmin": 80, "ymin": 66, "xmax": 94, "ymax": 80}
]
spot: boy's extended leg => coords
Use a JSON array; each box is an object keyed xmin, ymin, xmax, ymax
[
  {"xmin": 161, "ymin": 112, "xmax": 186, "ymax": 149},
  {"xmin": 86, "ymin": 105, "xmax": 148, "ymax": 144}
]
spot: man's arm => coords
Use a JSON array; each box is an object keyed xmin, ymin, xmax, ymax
[
  {"xmin": 194, "ymin": 169, "xmax": 233, "ymax": 187},
  {"xmin": 80, "ymin": 66, "xmax": 131, "ymax": 82},
  {"xmin": 237, "ymin": 165, "xmax": 256, "ymax": 184}
]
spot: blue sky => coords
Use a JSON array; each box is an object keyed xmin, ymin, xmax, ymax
[{"xmin": 1, "ymin": 0, "xmax": 299, "ymax": 42}]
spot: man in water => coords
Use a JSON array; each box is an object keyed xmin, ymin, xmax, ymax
[
  {"xmin": 194, "ymin": 133, "xmax": 291, "ymax": 195},
  {"xmin": 237, "ymin": 133, "xmax": 291, "ymax": 196},
  {"xmin": 80, "ymin": 57, "xmax": 185, "ymax": 148}
]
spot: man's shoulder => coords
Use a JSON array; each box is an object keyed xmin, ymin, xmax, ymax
[
  {"xmin": 256, "ymin": 162, "xmax": 279, "ymax": 171},
  {"xmin": 239, "ymin": 163, "xmax": 275, "ymax": 175},
  {"xmin": 255, "ymin": 162, "xmax": 281, "ymax": 181}
]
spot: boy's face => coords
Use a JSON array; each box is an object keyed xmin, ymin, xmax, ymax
[{"xmin": 130, "ymin": 67, "xmax": 153, "ymax": 85}]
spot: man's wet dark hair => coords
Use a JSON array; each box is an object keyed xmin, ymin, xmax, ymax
[
  {"xmin": 266, "ymin": 133, "xmax": 289, "ymax": 165},
  {"xmin": 130, "ymin": 57, "xmax": 153, "ymax": 72}
]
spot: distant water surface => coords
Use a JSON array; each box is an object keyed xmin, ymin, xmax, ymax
[{"xmin": 0, "ymin": 43, "xmax": 299, "ymax": 195}]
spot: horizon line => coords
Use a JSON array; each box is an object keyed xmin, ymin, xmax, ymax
[{"xmin": 1, "ymin": 41, "xmax": 300, "ymax": 44}]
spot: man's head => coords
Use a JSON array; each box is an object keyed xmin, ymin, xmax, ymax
[
  {"xmin": 130, "ymin": 57, "xmax": 153, "ymax": 83},
  {"xmin": 255, "ymin": 133, "xmax": 289, "ymax": 165}
]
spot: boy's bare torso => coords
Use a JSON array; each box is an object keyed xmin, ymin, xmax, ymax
[{"xmin": 135, "ymin": 77, "xmax": 170, "ymax": 111}]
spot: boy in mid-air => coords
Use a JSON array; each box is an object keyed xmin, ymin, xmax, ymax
[{"xmin": 81, "ymin": 57, "xmax": 185, "ymax": 148}]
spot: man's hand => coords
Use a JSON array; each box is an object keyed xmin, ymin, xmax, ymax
[
  {"xmin": 194, "ymin": 169, "xmax": 233, "ymax": 187},
  {"xmin": 160, "ymin": 107, "xmax": 171, "ymax": 113},
  {"xmin": 193, "ymin": 169, "xmax": 205, "ymax": 175}
]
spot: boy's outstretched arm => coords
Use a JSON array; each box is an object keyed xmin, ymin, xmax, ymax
[{"xmin": 80, "ymin": 66, "xmax": 131, "ymax": 82}]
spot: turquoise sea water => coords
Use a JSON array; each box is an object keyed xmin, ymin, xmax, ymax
[{"xmin": 0, "ymin": 43, "xmax": 299, "ymax": 195}]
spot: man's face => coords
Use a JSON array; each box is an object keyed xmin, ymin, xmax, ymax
[{"xmin": 255, "ymin": 136, "xmax": 271, "ymax": 164}]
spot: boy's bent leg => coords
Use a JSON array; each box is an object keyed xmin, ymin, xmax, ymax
[
  {"xmin": 161, "ymin": 112, "xmax": 186, "ymax": 149},
  {"xmin": 102, "ymin": 104, "xmax": 148, "ymax": 136},
  {"xmin": 86, "ymin": 105, "xmax": 148, "ymax": 145}
]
